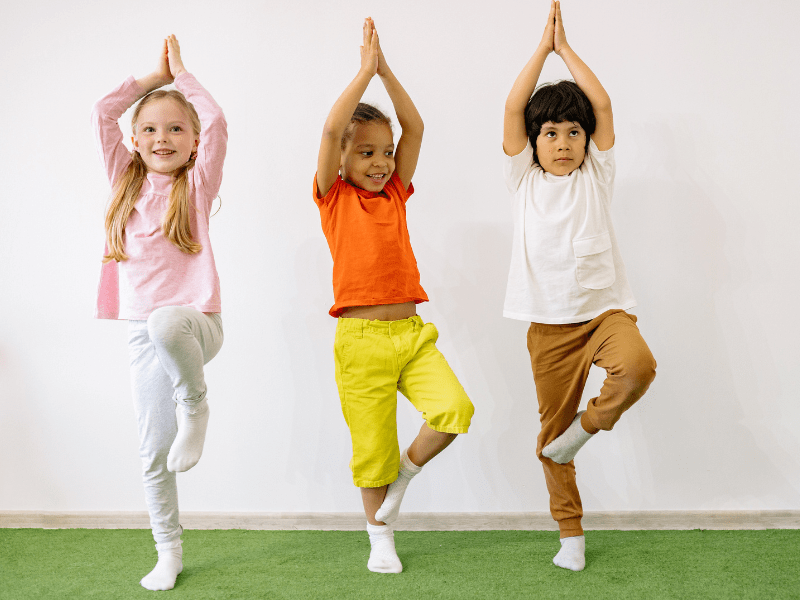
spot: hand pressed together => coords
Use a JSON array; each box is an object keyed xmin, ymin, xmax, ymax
[
  {"xmin": 553, "ymin": 1, "xmax": 570, "ymax": 56},
  {"xmin": 539, "ymin": 0, "xmax": 556, "ymax": 54},
  {"xmin": 166, "ymin": 34, "xmax": 187, "ymax": 79},
  {"xmin": 359, "ymin": 18, "xmax": 379, "ymax": 78},
  {"xmin": 539, "ymin": 1, "xmax": 570, "ymax": 56}
]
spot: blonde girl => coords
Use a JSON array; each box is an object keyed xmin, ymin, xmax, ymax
[{"xmin": 91, "ymin": 35, "xmax": 226, "ymax": 591}]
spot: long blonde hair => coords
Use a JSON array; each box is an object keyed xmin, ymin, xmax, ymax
[{"xmin": 103, "ymin": 90, "xmax": 202, "ymax": 263}]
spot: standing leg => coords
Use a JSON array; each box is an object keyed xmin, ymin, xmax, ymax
[
  {"xmin": 529, "ymin": 321, "xmax": 591, "ymax": 537},
  {"xmin": 146, "ymin": 307, "xmax": 223, "ymax": 472},
  {"xmin": 361, "ymin": 486, "xmax": 402, "ymax": 573},
  {"xmin": 128, "ymin": 321, "xmax": 183, "ymax": 590},
  {"xmin": 528, "ymin": 320, "xmax": 593, "ymax": 571},
  {"xmin": 531, "ymin": 310, "xmax": 657, "ymax": 572},
  {"xmin": 334, "ymin": 319, "xmax": 402, "ymax": 573}
]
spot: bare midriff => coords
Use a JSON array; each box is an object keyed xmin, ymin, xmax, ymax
[{"xmin": 339, "ymin": 301, "xmax": 417, "ymax": 321}]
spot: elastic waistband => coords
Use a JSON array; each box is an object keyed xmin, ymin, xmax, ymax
[{"xmin": 336, "ymin": 314, "xmax": 423, "ymax": 336}]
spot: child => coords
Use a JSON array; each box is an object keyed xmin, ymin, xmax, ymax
[
  {"xmin": 314, "ymin": 18, "xmax": 474, "ymax": 573},
  {"xmin": 91, "ymin": 35, "xmax": 226, "ymax": 590},
  {"xmin": 503, "ymin": 2, "xmax": 656, "ymax": 571}
]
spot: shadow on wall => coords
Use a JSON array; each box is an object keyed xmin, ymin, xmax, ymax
[
  {"xmin": 0, "ymin": 346, "xmax": 64, "ymax": 507},
  {"xmin": 281, "ymin": 238, "xmax": 351, "ymax": 507},
  {"xmin": 601, "ymin": 118, "xmax": 797, "ymax": 509},
  {"xmin": 418, "ymin": 222, "xmax": 547, "ymax": 511}
]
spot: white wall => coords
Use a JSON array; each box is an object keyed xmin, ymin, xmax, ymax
[{"xmin": 1, "ymin": 0, "xmax": 798, "ymax": 515}]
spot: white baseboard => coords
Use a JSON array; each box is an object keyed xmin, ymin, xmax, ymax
[{"xmin": 1, "ymin": 510, "xmax": 798, "ymax": 531}]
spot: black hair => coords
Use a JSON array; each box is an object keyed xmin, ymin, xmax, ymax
[
  {"xmin": 524, "ymin": 80, "xmax": 596, "ymax": 166},
  {"xmin": 341, "ymin": 103, "xmax": 393, "ymax": 150}
]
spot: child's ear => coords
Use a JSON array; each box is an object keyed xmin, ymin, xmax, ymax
[{"xmin": 131, "ymin": 136, "xmax": 138, "ymax": 151}]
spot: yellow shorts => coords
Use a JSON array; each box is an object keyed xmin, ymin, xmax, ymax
[{"xmin": 334, "ymin": 315, "xmax": 474, "ymax": 488}]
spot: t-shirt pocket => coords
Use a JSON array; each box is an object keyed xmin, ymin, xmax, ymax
[{"xmin": 573, "ymin": 232, "xmax": 616, "ymax": 290}]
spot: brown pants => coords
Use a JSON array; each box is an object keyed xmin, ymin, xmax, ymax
[{"xmin": 527, "ymin": 309, "xmax": 656, "ymax": 538}]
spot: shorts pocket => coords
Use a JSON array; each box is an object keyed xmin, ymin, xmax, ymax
[{"xmin": 573, "ymin": 232, "xmax": 616, "ymax": 289}]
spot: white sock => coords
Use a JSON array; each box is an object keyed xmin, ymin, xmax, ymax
[
  {"xmin": 366, "ymin": 523, "xmax": 402, "ymax": 573},
  {"xmin": 167, "ymin": 398, "xmax": 210, "ymax": 472},
  {"xmin": 542, "ymin": 410, "xmax": 594, "ymax": 464},
  {"xmin": 140, "ymin": 541, "xmax": 183, "ymax": 591},
  {"xmin": 374, "ymin": 449, "xmax": 422, "ymax": 525},
  {"xmin": 553, "ymin": 535, "xmax": 585, "ymax": 571}
]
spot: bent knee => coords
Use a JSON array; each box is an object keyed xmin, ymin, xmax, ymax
[
  {"xmin": 428, "ymin": 396, "xmax": 474, "ymax": 433},
  {"xmin": 619, "ymin": 352, "xmax": 656, "ymax": 397},
  {"xmin": 147, "ymin": 307, "xmax": 184, "ymax": 345}
]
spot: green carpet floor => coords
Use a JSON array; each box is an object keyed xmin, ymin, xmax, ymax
[{"xmin": 1, "ymin": 529, "xmax": 798, "ymax": 599}]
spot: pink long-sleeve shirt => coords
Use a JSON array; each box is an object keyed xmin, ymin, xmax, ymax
[{"xmin": 91, "ymin": 73, "xmax": 227, "ymax": 320}]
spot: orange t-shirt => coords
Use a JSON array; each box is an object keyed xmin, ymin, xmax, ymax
[{"xmin": 313, "ymin": 172, "xmax": 429, "ymax": 317}]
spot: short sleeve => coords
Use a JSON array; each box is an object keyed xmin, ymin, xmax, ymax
[
  {"xmin": 313, "ymin": 173, "xmax": 343, "ymax": 208},
  {"xmin": 584, "ymin": 138, "xmax": 615, "ymax": 189},
  {"xmin": 313, "ymin": 172, "xmax": 412, "ymax": 208},
  {"xmin": 382, "ymin": 172, "xmax": 414, "ymax": 203},
  {"xmin": 503, "ymin": 141, "xmax": 535, "ymax": 193}
]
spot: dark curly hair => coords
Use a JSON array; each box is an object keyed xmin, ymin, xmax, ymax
[
  {"xmin": 524, "ymin": 80, "xmax": 595, "ymax": 166},
  {"xmin": 341, "ymin": 102, "xmax": 393, "ymax": 150}
]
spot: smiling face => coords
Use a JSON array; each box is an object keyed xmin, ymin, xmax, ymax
[
  {"xmin": 340, "ymin": 121, "xmax": 395, "ymax": 192},
  {"xmin": 132, "ymin": 96, "xmax": 199, "ymax": 175},
  {"xmin": 535, "ymin": 120, "xmax": 587, "ymax": 176}
]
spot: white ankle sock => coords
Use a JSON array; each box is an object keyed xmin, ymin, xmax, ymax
[
  {"xmin": 140, "ymin": 541, "xmax": 183, "ymax": 591},
  {"xmin": 542, "ymin": 410, "xmax": 594, "ymax": 464},
  {"xmin": 168, "ymin": 398, "xmax": 209, "ymax": 472},
  {"xmin": 553, "ymin": 535, "xmax": 585, "ymax": 571},
  {"xmin": 366, "ymin": 523, "xmax": 402, "ymax": 573},
  {"xmin": 374, "ymin": 449, "xmax": 422, "ymax": 525}
]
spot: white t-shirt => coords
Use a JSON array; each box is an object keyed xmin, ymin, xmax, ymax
[{"xmin": 503, "ymin": 138, "xmax": 636, "ymax": 324}]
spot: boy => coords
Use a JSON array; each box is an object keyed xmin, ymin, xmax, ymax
[{"xmin": 503, "ymin": 1, "xmax": 656, "ymax": 571}]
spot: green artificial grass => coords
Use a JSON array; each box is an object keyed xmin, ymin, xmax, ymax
[{"xmin": 1, "ymin": 529, "xmax": 798, "ymax": 599}]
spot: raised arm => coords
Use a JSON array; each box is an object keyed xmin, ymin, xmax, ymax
[
  {"xmin": 372, "ymin": 18, "xmax": 423, "ymax": 190},
  {"xmin": 316, "ymin": 20, "xmax": 378, "ymax": 197},
  {"xmin": 503, "ymin": 1, "xmax": 556, "ymax": 156},
  {"xmin": 136, "ymin": 38, "xmax": 175, "ymax": 95},
  {"xmin": 553, "ymin": 1, "xmax": 614, "ymax": 150},
  {"xmin": 168, "ymin": 35, "xmax": 228, "ymax": 202},
  {"xmin": 91, "ymin": 40, "xmax": 174, "ymax": 186}
]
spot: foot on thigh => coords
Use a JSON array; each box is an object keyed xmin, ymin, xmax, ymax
[
  {"xmin": 140, "ymin": 543, "xmax": 183, "ymax": 591},
  {"xmin": 366, "ymin": 523, "xmax": 402, "ymax": 573},
  {"xmin": 542, "ymin": 411, "xmax": 594, "ymax": 464},
  {"xmin": 553, "ymin": 535, "xmax": 585, "ymax": 572},
  {"xmin": 167, "ymin": 398, "xmax": 210, "ymax": 472},
  {"xmin": 375, "ymin": 449, "xmax": 422, "ymax": 525}
]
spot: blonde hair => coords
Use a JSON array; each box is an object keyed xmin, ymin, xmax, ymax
[{"xmin": 103, "ymin": 90, "xmax": 202, "ymax": 263}]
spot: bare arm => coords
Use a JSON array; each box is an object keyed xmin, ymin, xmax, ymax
[
  {"xmin": 372, "ymin": 19, "xmax": 423, "ymax": 190},
  {"xmin": 503, "ymin": 1, "xmax": 556, "ymax": 156},
  {"xmin": 554, "ymin": 1, "xmax": 614, "ymax": 150},
  {"xmin": 316, "ymin": 20, "xmax": 377, "ymax": 197}
]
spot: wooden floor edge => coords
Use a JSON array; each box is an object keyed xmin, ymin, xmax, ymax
[{"xmin": 1, "ymin": 510, "xmax": 798, "ymax": 531}]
